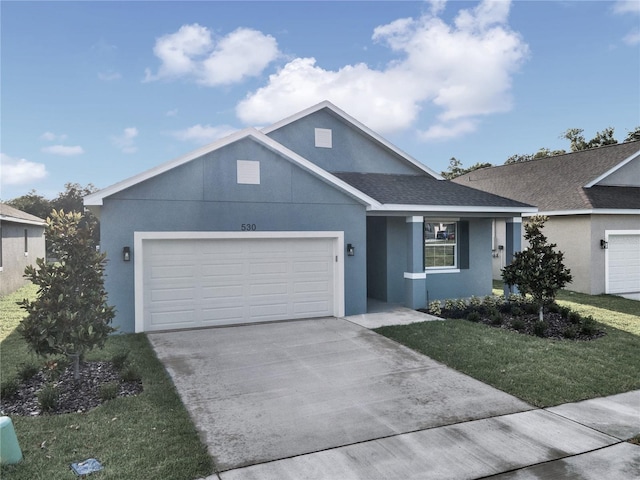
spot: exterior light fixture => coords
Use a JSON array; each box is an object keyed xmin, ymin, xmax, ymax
[
  {"xmin": 347, "ymin": 243, "xmax": 355, "ymax": 256},
  {"xmin": 600, "ymin": 239, "xmax": 608, "ymax": 249},
  {"xmin": 123, "ymin": 246, "xmax": 131, "ymax": 261}
]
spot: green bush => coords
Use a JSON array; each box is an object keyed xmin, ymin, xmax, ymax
[
  {"xmin": 428, "ymin": 300, "xmax": 442, "ymax": 316},
  {"xmin": 580, "ymin": 316, "xmax": 598, "ymax": 336},
  {"xmin": 467, "ymin": 311, "xmax": 481, "ymax": 323},
  {"xmin": 38, "ymin": 383, "xmax": 59, "ymax": 412},
  {"xmin": 1, "ymin": 377, "xmax": 19, "ymax": 398},
  {"xmin": 120, "ymin": 365, "xmax": 142, "ymax": 383},
  {"xmin": 17, "ymin": 362, "xmax": 39, "ymax": 381},
  {"xmin": 112, "ymin": 351, "xmax": 130, "ymax": 371},
  {"xmin": 563, "ymin": 325, "xmax": 579, "ymax": 339},
  {"xmin": 533, "ymin": 320, "xmax": 547, "ymax": 337},
  {"xmin": 511, "ymin": 319, "xmax": 525, "ymax": 331},
  {"xmin": 99, "ymin": 382, "xmax": 119, "ymax": 401},
  {"xmin": 569, "ymin": 311, "xmax": 582, "ymax": 324},
  {"xmin": 559, "ymin": 306, "xmax": 571, "ymax": 319},
  {"xmin": 490, "ymin": 311, "xmax": 503, "ymax": 325}
]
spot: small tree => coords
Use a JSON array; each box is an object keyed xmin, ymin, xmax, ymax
[
  {"xmin": 18, "ymin": 210, "xmax": 116, "ymax": 379},
  {"xmin": 501, "ymin": 215, "xmax": 572, "ymax": 321}
]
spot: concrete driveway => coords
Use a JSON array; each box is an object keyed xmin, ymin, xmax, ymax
[
  {"xmin": 148, "ymin": 316, "xmax": 640, "ymax": 479},
  {"xmin": 148, "ymin": 317, "xmax": 532, "ymax": 471}
]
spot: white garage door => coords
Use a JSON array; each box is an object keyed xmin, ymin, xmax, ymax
[
  {"xmin": 607, "ymin": 234, "xmax": 640, "ymax": 294},
  {"xmin": 141, "ymin": 236, "xmax": 337, "ymax": 331}
]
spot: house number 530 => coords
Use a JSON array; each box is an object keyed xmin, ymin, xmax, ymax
[{"xmin": 241, "ymin": 224, "xmax": 257, "ymax": 231}]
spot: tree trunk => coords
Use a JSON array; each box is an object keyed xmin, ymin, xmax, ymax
[
  {"xmin": 539, "ymin": 305, "xmax": 544, "ymax": 322},
  {"xmin": 69, "ymin": 353, "xmax": 80, "ymax": 380}
]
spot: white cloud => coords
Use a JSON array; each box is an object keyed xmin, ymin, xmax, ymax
[
  {"xmin": 623, "ymin": 28, "xmax": 640, "ymax": 45},
  {"xmin": 111, "ymin": 127, "xmax": 138, "ymax": 154},
  {"xmin": 236, "ymin": 0, "xmax": 528, "ymax": 140},
  {"xmin": 613, "ymin": 0, "xmax": 640, "ymax": 14},
  {"xmin": 166, "ymin": 108, "xmax": 178, "ymax": 117},
  {"xmin": 420, "ymin": 119, "xmax": 477, "ymax": 140},
  {"xmin": 41, "ymin": 145, "xmax": 84, "ymax": 156},
  {"xmin": 98, "ymin": 71, "xmax": 122, "ymax": 81},
  {"xmin": 40, "ymin": 131, "xmax": 67, "ymax": 142},
  {"xmin": 1, "ymin": 153, "xmax": 48, "ymax": 185},
  {"xmin": 144, "ymin": 24, "xmax": 279, "ymax": 86},
  {"xmin": 171, "ymin": 124, "xmax": 238, "ymax": 144}
]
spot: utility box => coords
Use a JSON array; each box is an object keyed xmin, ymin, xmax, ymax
[{"xmin": 0, "ymin": 416, "xmax": 23, "ymax": 464}]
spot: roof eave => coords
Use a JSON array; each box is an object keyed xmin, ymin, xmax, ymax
[
  {"xmin": 0, "ymin": 215, "xmax": 47, "ymax": 226},
  {"xmin": 367, "ymin": 204, "xmax": 538, "ymax": 215}
]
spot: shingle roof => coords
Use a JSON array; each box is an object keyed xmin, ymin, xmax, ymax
[
  {"xmin": 0, "ymin": 203, "xmax": 47, "ymax": 225},
  {"xmin": 332, "ymin": 172, "xmax": 533, "ymax": 208},
  {"xmin": 452, "ymin": 141, "xmax": 640, "ymax": 211}
]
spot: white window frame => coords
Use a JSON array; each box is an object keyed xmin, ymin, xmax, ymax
[{"xmin": 424, "ymin": 220, "xmax": 458, "ymax": 271}]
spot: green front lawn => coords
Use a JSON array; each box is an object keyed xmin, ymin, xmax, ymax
[
  {"xmin": 0, "ymin": 284, "xmax": 214, "ymax": 480},
  {"xmin": 377, "ymin": 289, "xmax": 640, "ymax": 408}
]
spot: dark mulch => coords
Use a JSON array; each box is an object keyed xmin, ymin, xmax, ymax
[
  {"xmin": 0, "ymin": 361, "xmax": 143, "ymax": 416},
  {"xmin": 418, "ymin": 307, "xmax": 606, "ymax": 341}
]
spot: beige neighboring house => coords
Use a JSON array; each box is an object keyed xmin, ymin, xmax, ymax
[
  {"xmin": 453, "ymin": 141, "xmax": 640, "ymax": 298},
  {"xmin": 0, "ymin": 203, "xmax": 46, "ymax": 296}
]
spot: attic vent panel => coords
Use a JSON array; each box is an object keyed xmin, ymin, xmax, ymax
[
  {"xmin": 237, "ymin": 160, "xmax": 260, "ymax": 184},
  {"xmin": 315, "ymin": 128, "xmax": 332, "ymax": 148}
]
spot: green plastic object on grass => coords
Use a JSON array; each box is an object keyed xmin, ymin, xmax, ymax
[{"xmin": 0, "ymin": 416, "xmax": 23, "ymax": 465}]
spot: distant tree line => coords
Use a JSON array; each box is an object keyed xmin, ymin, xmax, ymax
[
  {"xmin": 5, "ymin": 183, "xmax": 99, "ymax": 253},
  {"xmin": 441, "ymin": 126, "xmax": 640, "ymax": 179}
]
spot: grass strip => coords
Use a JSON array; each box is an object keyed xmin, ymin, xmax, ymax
[{"xmin": 1, "ymin": 284, "xmax": 214, "ymax": 480}]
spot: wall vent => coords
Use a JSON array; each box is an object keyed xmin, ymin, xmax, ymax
[
  {"xmin": 237, "ymin": 160, "xmax": 260, "ymax": 184},
  {"xmin": 315, "ymin": 128, "xmax": 332, "ymax": 148}
]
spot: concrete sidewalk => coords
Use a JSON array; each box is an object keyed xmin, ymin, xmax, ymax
[{"xmin": 218, "ymin": 390, "xmax": 640, "ymax": 480}]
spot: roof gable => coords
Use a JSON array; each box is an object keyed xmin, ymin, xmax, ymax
[
  {"xmin": 85, "ymin": 128, "xmax": 379, "ymax": 208},
  {"xmin": 262, "ymin": 101, "xmax": 444, "ymax": 179}
]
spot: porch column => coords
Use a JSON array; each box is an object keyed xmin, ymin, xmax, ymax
[
  {"xmin": 503, "ymin": 217, "xmax": 522, "ymax": 296},
  {"xmin": 404, "ymin": 216, "xmax": 427, "ymax": 309}
]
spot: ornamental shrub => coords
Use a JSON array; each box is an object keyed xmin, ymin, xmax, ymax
[
  {"xmin": 502, "ymin": 216, "xmax": 572, "ymax": 321},
  {"xmin": 18, "ymin": 210, "xmax": 116, "ymax": 379}
]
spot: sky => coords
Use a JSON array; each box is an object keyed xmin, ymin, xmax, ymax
[{"xmin": 1, "ymin": 0, "xmax": 639, "ymax": 201}]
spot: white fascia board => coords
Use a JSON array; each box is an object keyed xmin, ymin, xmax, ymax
[
  {"xmin": 369, "ymin": 204, "xmax": 538, "ymax": 215},
  {"xmin": 261, "ymin": 100, "xmax": 444, "ymax": 180},
  {"xmin": 584, "ymin": 149, "xmax": 640, "ymax": 188},
  {"xmin": 530, "ymin": 209, "xmax": 640, "ymax": 217},
  {"xmin": 252, "ymin": 131, "xmax": 381, "ymax": 207},
  {"xmin": 0, "ymin": 215, "xmax": 46, "ymax": 226},
  {"xmin": 84, "ymin": 127, "xmax": 253, "ymax": 206}
]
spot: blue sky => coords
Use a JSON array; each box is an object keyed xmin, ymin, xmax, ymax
[{"xmin": 1, "ymin": 0, "xmax": 639, "ymax": 201}]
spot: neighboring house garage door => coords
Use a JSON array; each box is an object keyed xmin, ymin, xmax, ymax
[
  {"xmin": 606, "ymin": 233, "xmax": 640, "ymax": 295},
  {"xmin": 136, "ymin": 234, "xmax": 342, "ymax": 332}
]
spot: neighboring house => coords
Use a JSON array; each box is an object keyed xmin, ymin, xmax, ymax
[
  {"xmin": 453, "ymin": 141, "xmax": 640, "ymax": 297},
  {"xmin": 0, "ymin": 203, "xmax": 46, "ymax": 296},
  {"xmin": 85, "ymin": 101, "xmax": 535, "ymax": 333}
]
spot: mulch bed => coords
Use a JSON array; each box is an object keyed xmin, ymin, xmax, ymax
[
  {"xmin": 0, "ymin": 361, "xmax": 142, "ymax": 416},
  {"xmin": 419, "ymin": 308, "xmax": 606, "ymax": 341}
]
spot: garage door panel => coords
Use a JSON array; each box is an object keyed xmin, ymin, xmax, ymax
[
  {"xmin": 143, "ymin": 236, "xmax": 337, "ymax": 331},
  {"xmin": 607, "ymin": 234, "xmax": 640, "ymax": 294},
  {"xmin": 151, "ymin": 287, "xmax": 195, "ymax": 302}
]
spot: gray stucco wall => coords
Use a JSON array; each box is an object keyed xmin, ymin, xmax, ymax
[
  {"xmin": 1, "ymin": 222, "xmax": 45, "ymax": 296},
  {"xmin": 366, "ymin": 216, "xmax": 407, "ymax": 304},
  {"xmin": 266, "ymin": 110, "xmax": 422, "ymax": 175},
  {"xmin": 100, "ymin": 137, "xmax": 368, "ymax": 332},
  {"xmin": 424, "ymin": 218, "xmax": 494, "ymax": 302}
]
